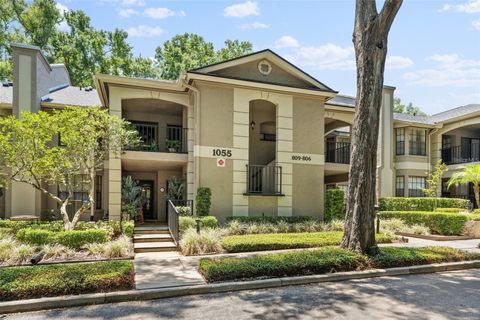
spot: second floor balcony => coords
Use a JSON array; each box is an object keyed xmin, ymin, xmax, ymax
[
  {"xmin": 126, "ymin": 122, "xmax": 188, "ymax": 154},
  {"xmin": 442, "ymin": 142, "xmax": 480, "ymax": 165},
  {"xmin": 325, "ymin": 141, "xmax": 350, "ymax": 164}
]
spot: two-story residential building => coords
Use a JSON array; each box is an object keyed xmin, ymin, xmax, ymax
[{"xmin": 0, "ymin": 43, "xmax": 479, "ymax": 222}]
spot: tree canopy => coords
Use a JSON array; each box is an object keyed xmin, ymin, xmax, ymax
[
  {"xmin": 393, "ymin": 97, "xmax": 427, "ymax": 116},
  {"xmin": 0, "ymin": 0, "xmax": 253, "ymax": 85},
  {"xmin": 0, "ymin": 107, "xmax": 138, "ymax": 230}
]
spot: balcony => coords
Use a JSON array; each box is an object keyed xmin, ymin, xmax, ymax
[
  {"xmin": 126, "ymin": 122, "xmax": 188, "ymax": 154},
  {"xmin": 442, "ymin": 143, "xmax": 480, "ymax": 165},
  {"xmin": 325, "ymin": 141, "xmax": 350, "ymax": 164},
  {"xmin": 245, "ymin": 165, "xmax": 283, "ymax": 196}
]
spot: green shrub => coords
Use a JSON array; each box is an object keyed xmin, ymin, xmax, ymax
[
  {"xmin": 56, "ymin": 229, "xmax": 108, "ymax": 249},
  {"xmin": 378, "ymin": 211, "xmax": 469, "ymax": 235},
  {"xmin": 0, "ymin": 260, "xmax": 134, "ymax": 301},
  {"xmin": 221, "ymin": 231, "xmax": 392, "ymax": 253},
  {"xmin": 196, "ymin": 187, "xmax": 212, "ymax": 216},
  {"xmin": 179, "ymin": 216, "xmax": 218, "ymax": 232},
  {"xmin": 325, "ymin": 188, "xmax": 345, "ymax": 221},
  {"xmin": 179, "ymin": 228, "xmax": 223, "ymax": 255},
  {"xmin": 0, "ymin": 227, "xmax": 14, "ymax": 238},
  {"xmin": 0, "ymin": 220, "xmax": 33, "ymax": 233},
  {"xmin": 16, "ymin": 228, "xmax": 56, "ymax": 246},
  {"xmin": 434, "ymin": 207, "xmax": 465, "ymax": 213},
  {"xmin": 474, "ymin": 209, "xmax": 480, "ymax": 214},
  {"xmin": 379, "ymin": 197, "xmax": 469, "ymax": 211},
  {"xmin": 199, "ymin": 246, "xmax": 480, "ymax": 282},
  {"xmin": 40, "ymin": 210, "xmax": 58, "ymax": 222},
  {"xmin": 225, "ymin": 216, "xmax": 315, "ymax": 224},
  {"xmin": 123, "ymin": 221, "xmax": 134, "ymax": 238},
  {"xmin": 176, "ymin": 206, "xmax": 192, "ymax": 216}
]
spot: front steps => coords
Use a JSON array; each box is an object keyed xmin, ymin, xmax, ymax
[{"xmin": 134, "ymin": 225, "xmax": 177, "ymax": 253}]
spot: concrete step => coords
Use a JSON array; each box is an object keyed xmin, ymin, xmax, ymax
[
  {"xmin": 134, "ymin": 241, "xmax": 177, "ymax": 253},
  {"xmin": 134, "ymin": 225, "xmax": 170, "ymax": 235},
  {"xmin": 135, "ymin": 229, "xmax": 170, "ymax": 235},
  {"xmin": 133, "ymin": 233, "xmax": 173, "ymax": 243}
]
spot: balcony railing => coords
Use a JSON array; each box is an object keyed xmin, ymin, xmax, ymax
[
  {"xmin": 126, "ymin": 123, "xmax": 188, "ymax": 154},
  {"xmin": 325, "ymin": 141, "xmax": 350, "ymax": 164},
  {"xmin": 442, "ymin": 142, "xmax": 480, "ymax": 165},
  {"xmin": 245, "ymin": 165, "xmax": 283, "ymax": 196}
]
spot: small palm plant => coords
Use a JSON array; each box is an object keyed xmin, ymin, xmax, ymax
[{"xmin": 447, "ymin": 164, "xmax": 480, "ymax": 208}]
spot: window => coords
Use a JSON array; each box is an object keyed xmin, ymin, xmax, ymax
[
  {"xmin": 95, "ymin": 175, "xmax": 102, "ymax": 210},
  {"xmin": 395, "ymin": 176, "xmax": 405, "ymax": 197},
  {"xmin": 409, "ymin": 128, "xmax": 426, "ymax": 156},
  {"xmin": 408, "ymin": 176, "xmax": 426, "ymax": 197},
  {"xmin": 396, "ymin": 128, "xmax": 405, "ymax": 155},
  {"xmin": 442, "ymin": 135, "xmax": 452, "ymax": 150}
]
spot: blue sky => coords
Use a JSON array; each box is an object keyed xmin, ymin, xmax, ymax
[{"xmin": 58, "ymin": 0, "xmax": 480, "ymax": 115}]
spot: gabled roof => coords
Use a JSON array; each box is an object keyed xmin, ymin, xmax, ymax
[{"xmin": 189, "ymin": 49, "xmax": 337, "ymax": 94}]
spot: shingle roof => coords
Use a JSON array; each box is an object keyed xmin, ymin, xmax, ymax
[
  {"xmin": 393, "ymin": 104, "xmax": 480, "ymax": 124},
  {"xmin": 326, "ymin": 94, "xmax": 355, "ymax": 107},
  {"xmin": 42, "ymin": 86, "xmax": 101, "ymax": 107},
  {"xmin": 393, "ymin": 112, "xmax": 430, "ymax": 124},
  {"xmin": 0, "ymin": 86, "xmax": 13, "ymax": 105}
]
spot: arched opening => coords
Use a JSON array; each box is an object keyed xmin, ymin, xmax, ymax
[{"xmin": 247, "ymin": 99, "xmax": 280, "ymax": 195}]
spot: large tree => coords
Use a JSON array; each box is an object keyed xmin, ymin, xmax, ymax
[
  {"xmin": 0, "ymin": 107, "xmax": 138, "ymax": 230},
  {"xmin": 393, "ymin": 97, "xmax": 427, "ymax": 116},
  {"xmin": 341, "ymin": 0, "xmax": 403, "ymax": 254},
  {"xmin": 155, "ymin": 33, "xmax": 253, "ymax": 80}
]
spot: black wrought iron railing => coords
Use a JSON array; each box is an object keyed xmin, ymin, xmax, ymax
[
  {"xmin": 126, "ymin": 123, "xmax": 188, "ymax": 154},
  {"xmin": 245, "ymin": 165, "xmax": 283, "ymax": 195},
  {"xmin": 325, "ymin": 141, "xmax": 350, "ymax": 164},
  {"xmin": 442, "ymin": 143, "xmax": 480, "ymax": 165},
  {"xmin": 167, "ymin": 200, "xmax": 179, "ymax": 247}
]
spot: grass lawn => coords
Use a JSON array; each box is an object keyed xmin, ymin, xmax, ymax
[
  {"xmin": 221, "ymin": 231, "xmax": 393, "ymax": 253},
  {"xmin": 199, "ymin": 246, "xmax": 480, "ymax": 282},
  {"xmin": 0, "ymin": 260, "xmax": 134, "ymax": 301}
]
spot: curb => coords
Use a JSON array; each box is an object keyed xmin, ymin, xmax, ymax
[{"xmin": 1, "ymin": 260, "xmax": 480, "ymax": 314}]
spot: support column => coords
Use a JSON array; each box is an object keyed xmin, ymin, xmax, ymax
[
  {"xmin": 277, "ymin": 97, "xmax": 294, "ymax": 216},
  {"xmin": 377, "ymin": 86, "xmax": 396, "ymax": 200},
  {"xmin": 187, "ymin": 98, "xmax": 195, "ymax": 202},
  {"xmin": 106, "ymin": 88, "xmax": 122, "ymax": 221}
]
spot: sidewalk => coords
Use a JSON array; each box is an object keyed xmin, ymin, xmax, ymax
[{"xmin": 134, "ymin": 252, "xmax": 205, "ymax": 290}]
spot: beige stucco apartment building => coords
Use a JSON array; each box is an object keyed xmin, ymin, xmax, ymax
[{"xmin": 1, "ymin": 43, "xmax": 479, "ymax": 222}]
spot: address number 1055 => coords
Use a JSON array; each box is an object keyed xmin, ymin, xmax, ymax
[{"xmin": 212, "ymin": 149, "xmax": 232, "ymax": 157}]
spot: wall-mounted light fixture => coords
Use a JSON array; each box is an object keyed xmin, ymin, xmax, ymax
[{"xmin": 250, "ymin": 120, "xmax": 256, "ymax": 130}]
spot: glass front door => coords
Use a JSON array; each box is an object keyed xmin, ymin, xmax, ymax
[{"xmin": 139, "ymin": 180, "xmax": 155, "ymax": 220}]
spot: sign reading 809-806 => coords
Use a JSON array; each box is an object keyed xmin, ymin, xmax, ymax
[{"xmin": 291, "ymin": 155, "xmax": 311, "ymax": 161}]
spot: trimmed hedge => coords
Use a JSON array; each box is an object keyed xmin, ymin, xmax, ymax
[
  {"xmin": 379, "ymin": 197, "xmax": 469, "ymax": 211},
  {"xmin": 56, "ymin": 230, "xmax": 109, "ymax": 249},
  {"xmin": 179, "ymin": 216, "xmax": 218, "ymax": 232},
  {"xmin": 434, "ymin": 208, "xmax": 465, "ymax": 213},
  {"xmin": 225, "ymin": 216, "xmax": 315, "ymax": 224},
  {"xmin": 221, "ymin": 231, "xmax": 392, "ymax": 253},
  {"xmin": 0, "ymin": 260, "xmax": 134, "ymax": 301},
  {"xmin": 16, "ymin": 228, "xmax": 56, "ymax": 246},
  {"xmin": 123, "ymin": 221, "xmax": 134, "ymax": 238},
  {"xmin": 199, "ymin": 246, "xmax": 480, "ymax": 282},
  {"xmin": 378, "ymin": 211, "xmax": 468, "ymax": 235},
  {"xmin": 196, "ymin": 187, "xmax": 212, "ymax": 216},
  {"xmin": 325, "ymin": 188, "xmax": 345, "ymax": 221}
]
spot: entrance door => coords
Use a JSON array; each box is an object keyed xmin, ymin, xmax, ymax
[{"xmin": 139, "ymin": 180, "xmax": 155, "ymax": 220}]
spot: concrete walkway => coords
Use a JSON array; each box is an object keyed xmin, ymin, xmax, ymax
[
  {"xmin": 134, "ymin": 252, "xmax": 205, "ymax": 290},
  {"xmin": 383, "ymin": 236, "xmax": 480, "ymax": 253}
]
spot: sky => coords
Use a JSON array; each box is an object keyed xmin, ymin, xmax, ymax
[{"xmin": 57, "ymin": 0, "xmax": 480, "ymax": 115}]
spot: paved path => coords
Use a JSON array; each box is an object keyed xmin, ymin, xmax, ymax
[
  {"xmin": 383, "ymin": 237, "xmax": 480, "ymax": 253},
  {"xmin": 5, "ymin": 269, "xmax": 480, "ymax": 319},
  {"xmin": 134, "ymin": 252, "xmax": 205, "ymax": 290}
]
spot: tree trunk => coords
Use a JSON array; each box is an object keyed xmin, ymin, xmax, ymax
[
  {"xmin": 341, "ymin": 0, "xmax": 402, "ymax": 254},
  {"xmin": 59, "ymin": 199, "xmax": 73, "ymax": 231},
  {"xmin": 474, "ymin": 184, "xmax": 480, "ymax": 208}
]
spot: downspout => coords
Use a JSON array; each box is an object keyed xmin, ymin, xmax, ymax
[
  {"xmin": 427, "ymin": 126, "xmax": 440, "ymax": 198},
  {"xmin": 181, "ymin": 73, "xmax": 200, "ymax": 211}
]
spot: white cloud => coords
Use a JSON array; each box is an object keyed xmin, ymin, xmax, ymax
[
  {"xmin": 440, "ymin": 0, "xmax": 480, "ymax": 13},
  {"xmin": 144, "ymin": 7, "xmax": 175, "ymax": 19},
  {"xmin": 224, "ymin": 1, "xmax": 259, "ymax": 17},
  {"xmin": 284, "ymin": 43, "xmax": 355, "ymax": 70},
  {"xmin": 118, "ymin": 8, "xmax": 139, "ymax": 17},
  {"xmin": 473, "ymin": 19, "xmax": 480, "ymax": 29},
  {"xmin": 126, "ymin": 25, "xmax": 164, "ymax": 37},
  {"xmin": 240, "ymin": 22, "xmax": 269, "ymax": 29},
  {"xmin": 122, "ymin": 0, "xmax": 145, "ymax": 6},
  {"xmin": 274, "ymin": 35, "xmax": 300, "ymax": 48},
  {"xmin": 56, "ymin": 3, "xmax": 70, "ymax": 32},
  {"xmin": 386, "ymin": 56, "xmax": 414, "ymax": 69},
  {"xmin": 403, "ymin": 54, "xmax": 480, "ymax": 87}
]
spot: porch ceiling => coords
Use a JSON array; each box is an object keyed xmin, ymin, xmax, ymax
[
  {"xmin": 122, "ymin": 152, "xmax": 187, "ymax": 171},
  {"xmin": 122, "ymin": 99, "xmax": 184, "ymax": 115}
]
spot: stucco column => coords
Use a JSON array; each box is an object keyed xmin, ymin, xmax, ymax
[
  {"xmin": 377, "ymin": 86, "xmax": 396, "ymax": 200},
  {"xmin": 187, "ymin": 96, "xmax": 196, "ymax": 202},
  {"xmin": 106, "ymin": 88, "xmax": 123, "ymax": 221}
]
